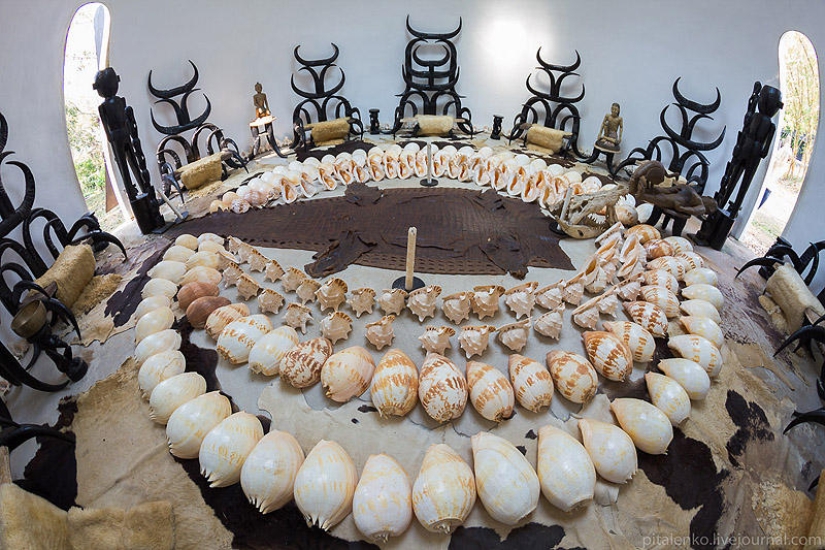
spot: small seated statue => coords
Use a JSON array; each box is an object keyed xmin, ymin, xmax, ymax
[
  {"xmin": 253, "ymin": 82, "xmax": 270, "ymax": 119},
  {"xmin": 594, "ymin": 102, "xmax": 623, "ymax": 153},
  {"xmin": 629, "ymin": 160, "xmax": 717, "ymax": 218}
]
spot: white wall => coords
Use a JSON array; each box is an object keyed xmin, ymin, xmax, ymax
[{"xmin": 1, "ymin": 0, "xmax": 824, "ymax": 271}]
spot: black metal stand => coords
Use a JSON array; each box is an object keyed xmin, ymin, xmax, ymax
[
  {"xmin": 580, "ymin": 147, "xmax": 617, "ymax": 175},
  {"xmin": 491, "ymin": 115, "xmax": 503, "ymax": 140},
  {"xmin": 392, "ymin": 276, "xmax": 425, "ymax": 291},
  {"xmin": 420, "ymin": 177, "xmax": 438, "ymax": 187},
  {"xmin": 369, "ymin": 109, "xmax": 381, "ymax": 134}
]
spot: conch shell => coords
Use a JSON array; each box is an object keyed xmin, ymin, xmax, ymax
[
  {"xmin": 503, "ymin": 281, "xmax": 538, "ymax": 320},
  {"xmin": 471, "ymin": 285, "xmax": 504, "ymax": 320},
  {"xmin": 535, "ymin": 281, "xmax": 564, "ymax": 311},
  {"xmin": 545, "ymin": 350, "xmax": 598, "ymax": 404},
  {"xmin": 348, "ymin": 287, "xmax": 376, "ymax": 318},
  {"xmin": 622, "ymin": 301, "xmax": 668, "ymax": 338},
  {"xmin": 316, "ymin": 278, "xmax": 348, "ymax": 312},
  {"xmin": 441, "ymin": 291, "xmax": 472, "ymax": 325},
  {"xmin": 198, "ymin": 412, "xmax": 263, "ymax": 488},
  {"xmin": 602, "ymin": 321, "xmax": 655, "ymax": 363},
  {"xmin": 280, "ymin": 337, "xmax": 334, "ymax": 389},
  {"xmin": 582, "ymin": 331, "xmax": 633, "ymax": 382},
  {"xmin": 610, "ymin": 398, "xmax": 673, "ymax": 455},
  {"xmin": 497, "ymin": 318, "xmax": 531, "ymax": 352},
  {"xmin": 578, "ymin": 418, "xmax": 637, "ymax": 484},
  {"xmin": 458, "ymin": 325, "xmax": 496, "ymax": 359},
  {"xmin": 294, "ymin": 440, "xmax": 358, "ymax": 531},
  {"xmin": 257, "ymin": 288, "xmax": 285, "ymax": 315},
  {"xmin": 508, "ymin": 354, "xmax": 554, "ymax": 412},
  {"xmin": 265, "ymin": 259, "xmax": 285, "ymax": 283},
  {"xmin": 365, "ymin": 315, "xmax": 395, "ymax": 351},
  {"xmin": 352, "ymin": 454, "xmax": 413, "ymax": 543},
  {"xmin": 320, "ymin": 311, "xmax": 353, "ymax": 344},
  {"xmin": 378, "ymin": 288, "xmax": 408, "ymax": 316},
  {"xmin": 236, "ymin": 273, "xmax": 261, "ymax": 301},
  {"xmin": 534, "ymin": 306, "xmax": 564, "ymax": 340},
  {"xmin": 283, "ymin": 303, "xmax": 313, "ymax": 334},
  {"xmin": 205, "ymin": 303, "xmax": 250, "ymax": 340},
  {"xmin": 536, "ymin": 425, "xmax": 596, "ymax": 512},
  {"xmin": 296, "ymin": 278, "xmax": 322, "ymax": 305},
  {"xmin": 407, "ymin": 285, "xmax": 442, "ymax": 322},
  {"xmin": 281, "ymin": 267, "xmax": 309, "ymax": 293},
  {"xmin": 418, "ymin": 325, "xmax": 455, "ymax": 355}
]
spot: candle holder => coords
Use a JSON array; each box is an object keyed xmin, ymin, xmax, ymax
[
  {"xmin": 491, "ymin": 115, "xmax": 503, "ymax": 140},
  {"xmin": 369, "ymin": 109, "xmax": 381, "ymax": 134}
]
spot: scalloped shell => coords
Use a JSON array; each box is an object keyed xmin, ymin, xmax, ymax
[
  {"xmin": 458, "ymin": 325, "xmax": 496, "ymax": 359},
  {"xmin": 534, "ymin": 307, "xmax": 563, "ymax": 340},
  {"xmin": 681, "ymin": 284, "xmax": 723, "ymax": 310},
  {"xmin": 578, "ymin": 418, "xmax": 637, "ymax": 484},
  {"xmin": 175, "ymin": 234, "xmax": 199, "ymax": 250},
  {"xmin": 226, "ymin": 236, "xmax": 244, "ymax": 255},
  {"xmin": 248, "ymin": 325, "xmax": 300, "ymax": 376},
  {"xmin": 625, "ymin": 224, "xmax": 661, "ymax": 244},
  {"xmin": 615, "ymin": 277, "xmax": 642, "ymax": 302},
  {"xmin": 321, "ymin": 311, "xmax": 354, "ymax": 345},
  {"xmin": 616, "ymin": 253, "xmax": 645, "ymax": 281},
  {"xmin": 623, "ymin": 301, "xmax": 668, "ymax": 338},
  {"xmin": 240, "ymin": 430, "xmax": 305, "ymax": 514},
  {"xmin": 582, "ymin": 331, "xmax": 633, "ymax": 381},
  {"xmin": 679, "ymin": 316, "xmax": 724, "ymax": 349},
  {"xmin": 181, "ymin": 266, "xmax": 222, "ymax": 287},
  {"xmin": 497, "ymin": 318, "xmax": 531, "ymax": 352},
  {"xmin": 321, "ymin": 346, "xmax": 376, "ymax": 403},
  {"xmin": 205, "ymin": 303, "xmax": 250, "ymax": 339},
  {"xmin": 217, "ymin": 314, "xmax": 273, "ymax": 364},
  {"xmin": 535, "ymin": 281, "xmax": 564, "ymax": 311},
  {"xmin": 664, "ymin": 235, "xmax": 693, "ymax": 255},
  {"xmin": 680, "ymin": 299, "xmax": 722, "ymax": 324},
  {"xmin": 508, "ymin": 354, "xmax": 554, "ymax": 412},
  {"xmin": 233, "ymin": 240, "xmax": 256, "ymax": 263},
  {"xmin": 257, "ymin": 288, "xmax": 285, "ymax": 315},
  {"xmin": 164, "ymin": 245, "xmax": 196, "ymax": 263},
  {"xmin": 579, "ymin": 255, "xmax": 609, "ymax": 295},
  {"xmin": 166, "ymin": 391, "xmax": 232, "ymax": 459},
  {"xmin": 596, "ymin": 290, "xmax": 621, "ymax": 317},
  {"xmin": 316, "ymin": 278, "xmax": 348, "ymax": 312},
  {"xmin": 419, "ymin": 325, "xmax": 455, "ymax": 354},
  {"xmin": 296, "ymin": 278, "xmax": 322, "ymax": 305},
  {"xmin": 412, "ymin": 444, "xmax": 476, "ymax": 534},
  {"xmin": 280, "ymin": 337, "xmax": 334, "ymax": 388},
  {"xmin": 149, "ymin": 372, "xmax": 207, "ymax": 425},
  {"xmin": 142, "ymin": 278, "xmax": 178, "ymax": 300},
  {"xmin": 639, "ymin": 285, "xmax": 681, "ymax": 318},
  {"xmin": 282, "ymin": 267, "xmax": 309, "ymax": 293},
  {"xmin": 294, "ymin": 440, "xmax": 358, "ymax": 532},
  {"xmin": 684, "ymin": 267, "xmax": 718, "ymax": 287},
  {"xmin": 545, "ymin": 350, "xmax": 598, "ymax": 404},
  {"xmin": 504, "ymin": 282, "xmax": 538, "ymax": 319},
  {"xmin": 418, "ymin": 353, "xmax": 468, "ymax": 423},
  {"xmin": 365, "ymin": 315, "xmax": 395, "ymax": 351},
  {"xmin": 135, "ymin": 295, "xmax": 172, "ymax": 321},
  {"xmin": 471, "ymin": 285, "xmax": 504, "ymax": 320},
  {"xmin": 466, "ymin": 361, "xmax": 515, "ymax": 422},
  {"xmin": 441, "ymin": 291, "xmax": 472, "ymax": 325},
  {"xmin": 348, "ymin": 288, "xmax": 376, "ymax": 318},
  {"xmin": 645, "ymin": 372, "xmax": 691, "ymax": 425},
  {"xmin": 265, "ymin": 259, "xmax": 285, "ymax": 283},
  {"xmin": 370, "ymin": 348, "xmax": 418, "ymax": 417},
  {"xmin": 611, "ymin": 398, "xmax": 673, "ymax": 455},
  {"xmin": 138, "ymin": 349, "xmax": 186, "ymax": 398},
  {"xmin": 378, "ymin": 288, "xmax": 408, "ymax": 316},
  {"xmin": 407, "ymin": 285, "xmax": 442, "ymax": 322},
  {"xmin": 222, "ymin": 262, "xmax": 243, "ymax": 288},
  {"xmin": 667, "ymin": 334, "xmax": 723, "ymax": 377},
  {"xmin": 199, "ymin": 412, "xmax": 264, "ymax": 488},
  {"xmin": 284, "ymin": 303, "xmax": 313, "ymax": 334},
  {"xmin": 135, "ymin": 306, "xmax": 175, "ymax": 343},
  {"xmin": 602, "ymin": 321, "xmax": 655, "ymax": 362}
]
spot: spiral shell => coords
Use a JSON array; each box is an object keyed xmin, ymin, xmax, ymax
[
  {"xmin": 199, "ymin": 412, "xmax": 264, "ymax": 488},
  {"xmin": 181, "ymin": 266, "xmax": 222, "ymax": 287},
  {"xmin": 148, "ymin": 260, "xmax": 187, "ymax": 285},
  {"xmin": 283, "ymin": 303, "xmax": 313, "ymax": 334},
  {"xmin": 135, "ymin": 306, "xmax": 175, "ymax": 343},
  {"xmin": 508, "ymin": 354, "xmax": 554, "ymax": 413},
  {"xmin": 296, "ymin": 278, "xmax": 321, "ymax": 305},
  {"xmin": 639, "ymin": 285, "xmax": 681, "ymax": 318},
  {"xmin": 138, "ymin": 349, "xmax": 186, "ymax": 398},
  {"xmin": 205, "ymin": 303, "xmax": 250, "ymax": 339},
  {"xmin": 418, "ymin": 325, "xmax": 455, "ymax": 354},
  {"xmin": 412, "ymin": 444, "xmax": 476, "ymax": 534},
  {"xmin": 353, "ymin": 454, "xmax": 413, "ymax": 543},
  {"xmin": 141, "ymin": 278, "xmax": 178, "ymax": 300},
  {"xmin": 582, "ymin": 331, "xmax": 633, "ymax": 382},
  {"xmin": 441, "ymin": 291, "xmax": 472, "ymax": 325},
  {"xmin": 365, "ymin": 314, "xmax": 395, "ymax": 351},
  {"xmin": 471, "ymin": 432, "xmax": 539, "ymax": 525},
  {"xmin": 667, "ymin": 334, "xmax": 723, "ymax": 377},
  {"xmin": 497, "ymin": 318, "xmax": 531, "ymax": 352},
  {"xmin": 246, "ymin": 249, "xmax": 269, "ymax": 273},
  {"xmin": 370, "ymin": 348, "xmax": 418, "ymax": 417},
  {"xmin": 615, "ymin": 277, "xmax": 642, "ymax": 302},
  {"xmin": 321, "ymin": 346, "xmax": 376, "ymax": 403},
  {"xmin": 683, "ymin": 267, "xmax": 718, "ymax": 287},
  {"xmin": 657, "ymin": 358, "xmax": 711, "ymax": 400},
  {"xmin": 503, "ymin": 282, "xmax": 538, "ymax": 320},
  {"xmin": 135, "ymin": 329, "xmax": 182, "ymax": 366},
  {"xmin": 562, "ymin": 280, "xmax": 584, "ymax": 306},
  {"xmin": 177, "ymin": 281, "xmax": 220, "ymax": 311},
  {"xmin": 294, "ymin": 440, "xmax": 358, "ymax": 531},
  {"xmin": 458, "ymin": 325, "xmax": 496, "ymax": 359},
  {"xmin": 535, "ymin": 281, "xmax": 564, "ymax": 311},
  {"xmin": 377, "ymin": 288, "xmax": 408, "ymax": 316},
  {"xmin": 645, "ymin": 372, "xmax": 691, "ymax": 425},
  {"xmin": 348, "ymin": 287, "xmax": 376, "ymax": 318},
  {"xmin": 610, "ymin": 398, "xmax": 673, "ymax": 455},
  {"xmin": 471, "ymin": 285, "xmax": 504, "ymax": 320},
  {"xmin": 545, "ymin": 351, "xmax": 598, "ymax": 404},
  {"xmin": 248, "ymin": 326, "xmax": 300, "ymax": 376},
  {"xmin": 280, "ymin": 337, "xmax": 334, "ymax": 388},
  {"xmin": 148, "ymin": 372, "xmax": 207, "ymax": 425},
  {"xmin": 282, "ymin": 267, "xmax": 309, "ymax": 293},
  {"xmin": 623, "ymin": 301, "xmax": 668, "ymax": 338},
  {"xmin": 166, "ymin": 391, "xmax": 232, "ymax": 459},
  {"xmin": 320, "ymin": 311, "xmax": 353, "ymax": 345},
  {"xmin": 676, "ymin": 251, "xmax": 705, "ymax": 271},
  {"xmin": 418, "ymin": 353, "xmax": 468, "ymax": 423},
  {"xmin": 537, "ymin": 425, "xmax": 596, "ymax": 512},
  {"xmin": 407, "ymin": 285, "xmax": 442, "ymax": 322},
  {"xmin": 578, "ymin": 418, "xmax": 637, "ymax": 484},
  {"xmin": 602, "ymin": 320, "xmax": 655, "ymax": 362},
  {"xmin": 534, "ymin": 306, "xmax": 564, "ymax": 340},
  {"xmin": 681, "ymin": 284, "xmax": 724, "ymax": 310},
  {"xmin": 217, "ymin": 314, "xmax": 273, "ymax": 364},
  {"xmin": 316, "ymin": 278, "xmax": 348, "ymax": 312},
  {"xmin": 257, "ymin": 288, "xmax": 285, "ymax": 315},
  {"xmin": 241, "ymin": 430, "xmax": 305, "ymax": 514},
  {"xmin": 680, "ymin": 299, "xmax": 722, "ymax": 325},
  {"xmin": 571, "ymin": 302, "xmax": 600, "ymax": 330}
]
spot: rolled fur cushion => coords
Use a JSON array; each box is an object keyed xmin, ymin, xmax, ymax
[
  {"xmin": 310, "ymin": 118, "xmax": 350, "ymax": 146},
  {"xmin": 177, "ymin": 153, "xmax": 223, "ymax": 190},
  {"xmin": 35, "ymin": 243, "xmax": 96, "ymax": 308},
  {"xmin": 415, "ymin": 114, "xmax": 454, "ymax": 136},
  {"xmin": 526, "ymin": 125, "xmax": 571, "ymax": 154}
]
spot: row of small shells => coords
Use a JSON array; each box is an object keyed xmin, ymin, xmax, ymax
[{"xmin": 209, "ymin": 143, "xmax": 644, "ymax": 223}]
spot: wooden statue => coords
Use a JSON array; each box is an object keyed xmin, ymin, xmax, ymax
[
  {"xmin": 253, "ymin": 82, "xmax": 271, "ymax": 119},
  {"xmin": 595, "ymin": 102, "xmax": 623, "ymax": 153}
]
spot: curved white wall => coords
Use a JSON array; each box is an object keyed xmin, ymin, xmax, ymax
[{"xmin": 1, "ymin": 0, "xmax": 824, "ymax": 274}]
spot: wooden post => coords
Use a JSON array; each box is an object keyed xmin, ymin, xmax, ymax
[{"xmin": 405, "ymin": 227, "xmax": 417, "ymax": 291}]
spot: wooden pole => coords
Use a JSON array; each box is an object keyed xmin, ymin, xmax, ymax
[{"xmin": 405, "ymin": 227, "xmax": 417, "ymax": 291}]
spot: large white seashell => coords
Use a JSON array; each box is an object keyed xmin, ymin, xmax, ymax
[
  {"xmin": 545, "ymin": 351, "xmax": 598, "ymax": 404},
  {"xmin": 418, "ymin": 325, "xmax": 455, "ymax": 354},
  {"xmin": 135, "ymin": 329, "xmax": 182, "ymax": 366},
  {"xmin": 578, "ymin": 418, "xmax": 637, "ymax": 484},
  {"xmin": 667, "ymin": 334, "xmax": 723, "ymax": 377},
  {"xmin": 664, "ymin": 235, "xmax": 693, "ymax": 255},
  {"xmin": 537, "ymin": 425, "xmax": 596, "ymax": 513},
  {"xmin": 412, "ymin": 444, "xmax": 476, "ymax": 534},
  {"xmin": 204, "ymin": 303, "xmax": 250, "ymax": 340},
  {"xmin": 418, "ymin": 352, "xmax": 467, "ymax": 423},
  {"xmin": 175, "ymin": 234, "xmax": 199, "ymax": 250},
  {"xmin": 657, "ymin": 358, "xmax": 711, "ymax": 400},
  {"xmin": 534, "ymin": 306, "xmax": 564, "ymax": 340},
  {"xmin": 377, "ymin": 288, "xmax": 407, "ymax": 316},
  {"xmin": 316, "ymin": 278, "xmax": 348, "ymax": 312},
  {"xmin": 497, "ymin": 318, "xmax": 531, "ymax": 352},
  {"xmin": 166, "ymin": 391, "xmax": 232, "ymax": 459},
  {"xmin": 370, "ymin": 348, "xmax": 418, "ymax": 417},
  {"xmin": 320, "ymin": 311, "xmax": 353, "ymax": 345},
  {"xmin": 681, "ymin": 284, "xmax": 724, "ymax": 310},
  {"xmin": 471, "ymin": 285, "xmax": 504, "ymax": 320},
  {"xmin": 610, "ymin": 398, "xmax": 673, "ymax": 455},
  {"xmin": 148, "ymin": 260, "xmax": 187, "ymax": 284},
  {"xmin": 135, "ymin": 295, "xmax": 172, "ymax": 321},
  {"xmin": 217, "ymin": 314, "xmax": 273, "ymax": 365},
  {"xmin": 241, "ymin": 430, "xmax": 305, "ymax": 514},
  {"xmin": 353, "ymin": 454, "xmax": 413, "ymax": 543},
  {"xmin": 407, "ymin": 285, "xmax": 442, "ymax": 322},
  {"xmin": 199, "ymin": 412, "xmax": 264, "ymax": 488},
  {"xmin": 561, "ymin": 279, "xmax": 584, "ymax": 306},
  {"xmin": 185, "ymin": 251, "xmax": 221, "ymax": 271},
  {"xmin": 684, "ymin": 267, "xmax": 718, "ymax": 287},
  {"xmin": 321, "ymin": 346, "xmax": 376, "ymax": 403},
  {"xmin": 296, "ymin": 278, "xmax": 321, "ymax": 305},
  {"xmin": 504, "ymin": 281, "xmax": 538, "ymax": 320},
  {"xmin": 181, "ymin": 266, "xmax": 222, "ymax": 287},
  {"xmin": 644, "ymin": 239, "xmax": 675, "ymax": 260},
  {"xmin": 141, "ymin": 278, "xmax": 178, "ymax": 300},
  {"xmin": 458, "ymin": 325, "xmax": 496, "ymax": 359},
  {"xmin": 257, "ymin": 288, "xmax": 285, "ymax": 315},
  {"xmin": 467, "ymin": 361, "xmax": 515, "ymax": 422},
  {"xmin": 137, "ymin": 349, "xmax": 186, "ymax": 398},
  {"xmin": 365, "ymin": 315, "xmax": 395, "ymax": 351},
  {"xmin": 283, "ymin": 303, "xmax": 313, "ymax": 334},
  {"xmin": 198, "ymin": 240, "xmax": 228, "ymax": 255},
  {"xmin": 441, "ymin": 291, "xmax": 472, "ymax": 325},
  {"xmin": 294, "ymin": 440, "xmax": 358, "ymax": 531},
  {"xmin": 348, "ymin": 287, "xmax": 376, "ymax": 318},
  {"xmin": 248, "ymin": 326, "xmax": 299, "ymax": 376},
  {"xmin": 676, "ymin": 251, "xmax": 705, "ymax": 271},
  {"xmin": 645, "ymin": 372, "xmax": 691, "ymax": 425},
  {"xmin": 148, "ymin": 372, "xmax": 207, "ymax": 425},
  {"xmin": 679, "ymin": 299, "xmax": 722, "ymax": 325},
  {"xmin": 679, "ymin": 316, "xmax": 724, "ymax": 349},
  {"xmin": 471, "ymin": 432, "xmax": 539, "ymax": 525},
  {"xmin": 197, "ymin": 232, "xmax": 223, "ymax": 246},
  {"xmin": 582, "ymin": 331, "xmax": 633, "ymax": 382},
  {"xmin": 135, "ymin": 306, "xmax": 175, "ymax": 343},
  {"xmin": 623, "ymin": 301, "xmax": 668, "ymax": 338},
  {"xmin": 602, "ymin": 321, "xmax": 655, "ymax": 362},
  {"xmin": 164, "ymin": 245, "xmax": 196, "ymax": 263},
  {"xmin": 280, "ymin": 337, "xmax": 334, "ymax": 388},
  {"xmin": 508, "ymin": 354, "xmax": 554, "ymax": 413},
  {"xmin": 640, "ymin": 285, "xmax": 681, "ymax": 318}
]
